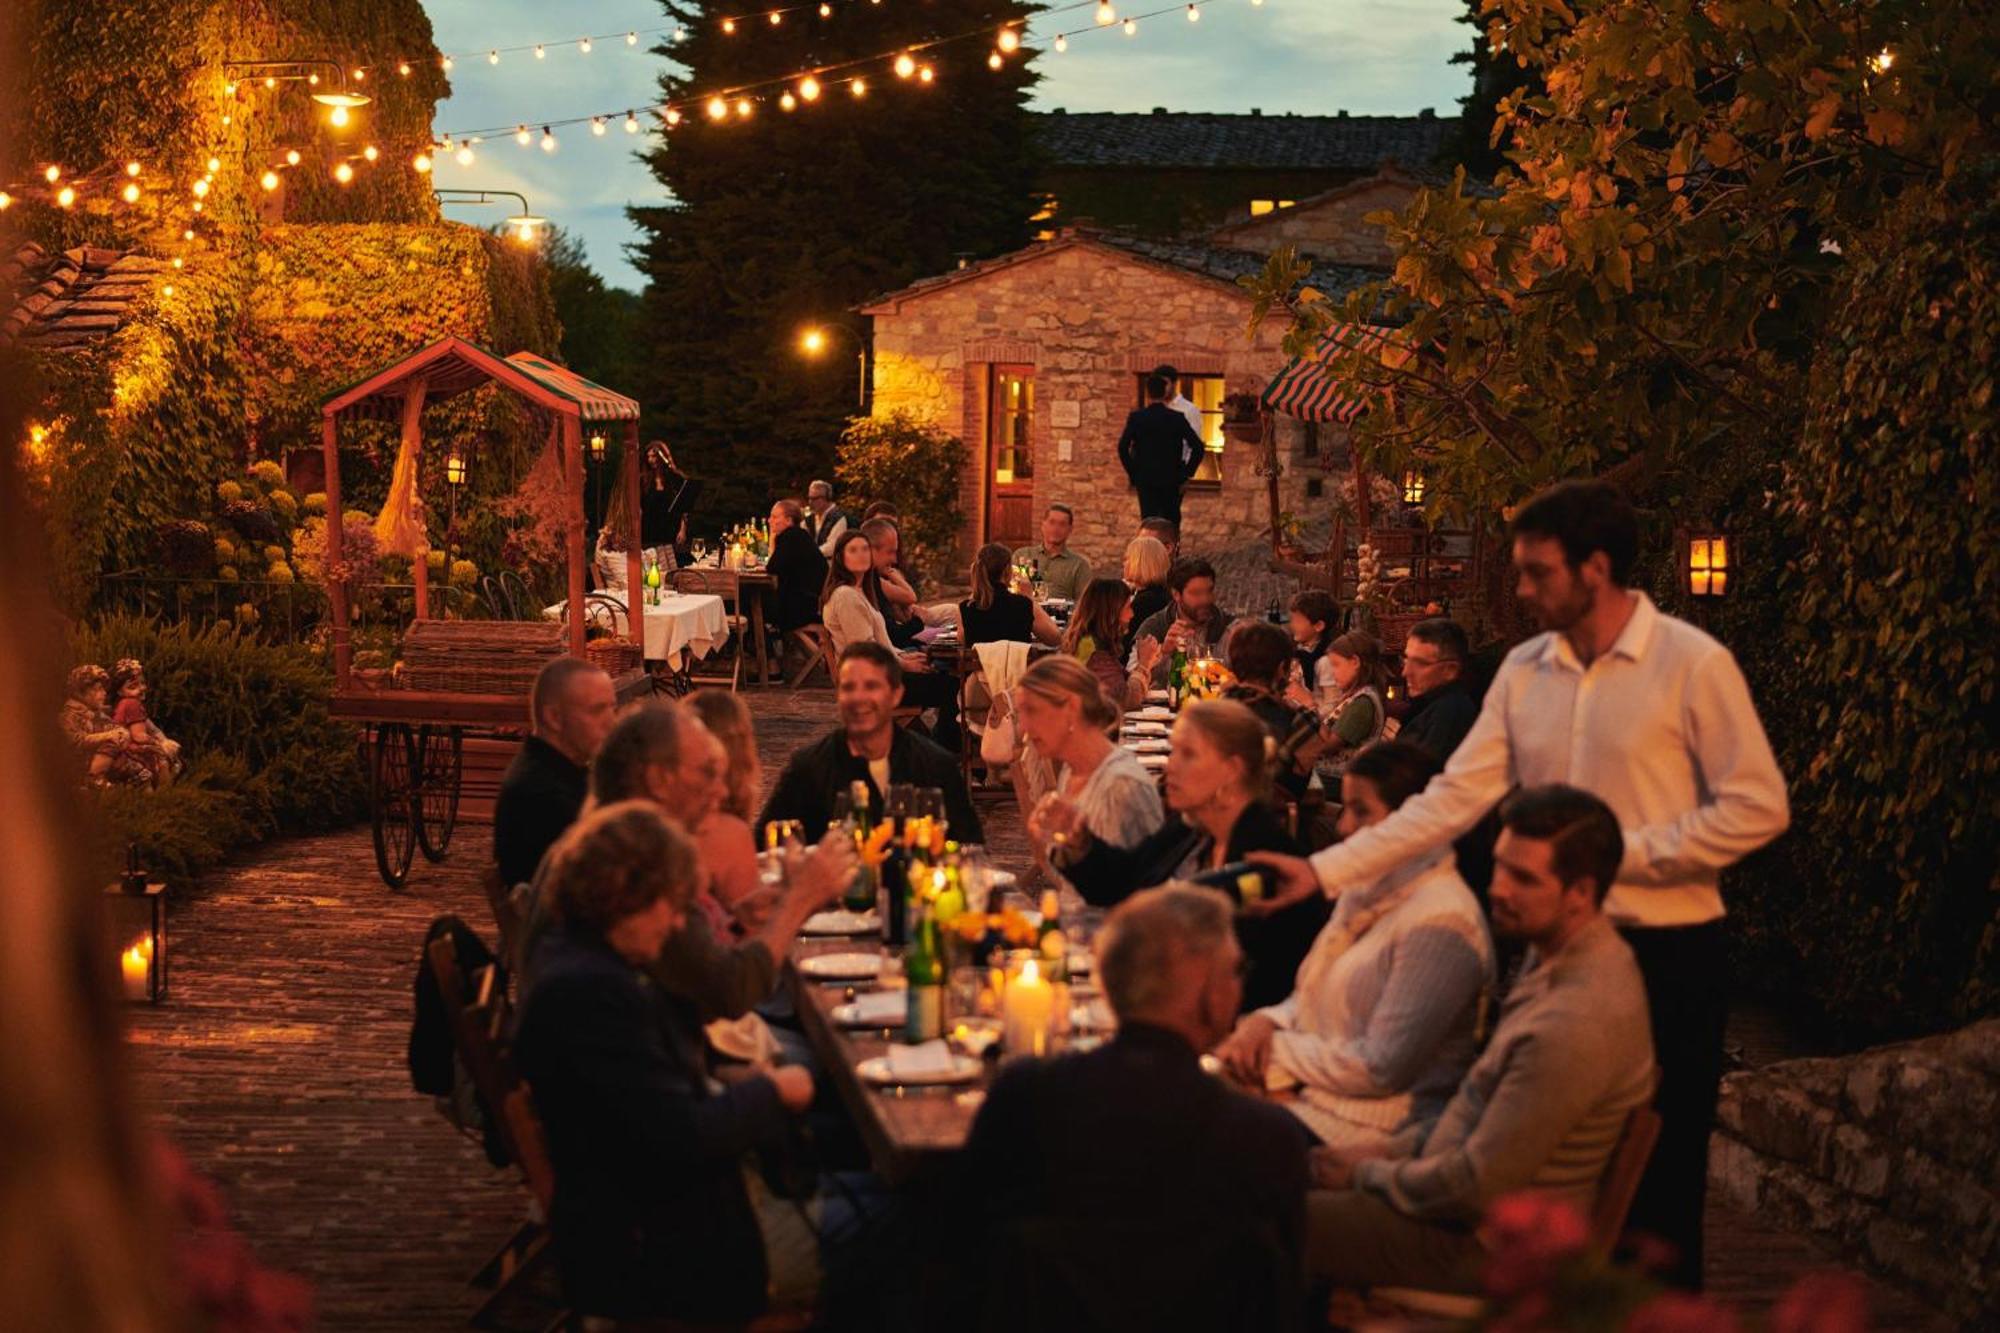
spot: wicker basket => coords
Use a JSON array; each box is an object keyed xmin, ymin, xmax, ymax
[
  {"xmin": 402, "ymin": 620, "xmax": 565, "ymax": 695},
  {"xmin": 586, "ymin": 636, "xmax": 643, "ymax": 676}
]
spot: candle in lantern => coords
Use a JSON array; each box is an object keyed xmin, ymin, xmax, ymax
[
  {"xmin": 1003, "ymin": 957, "xmax": 1055, "ymax": 1058},
  {"xmin": 121, "ymin": 939, "xmax": 152, "ymax": 1001}
]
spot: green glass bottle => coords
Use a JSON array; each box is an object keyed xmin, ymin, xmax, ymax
[
  {"xmin": 904, "ymin": 903, "xmax": 945, "ymax": 1042},
  {"xmin": 1168, "ymin": 646, "xmax": 1189, "ymax": 708}
]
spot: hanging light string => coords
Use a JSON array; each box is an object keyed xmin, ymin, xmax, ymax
[{"xmin": 432, "ymin": 0, "xmax": 1247, "ymax": 144}]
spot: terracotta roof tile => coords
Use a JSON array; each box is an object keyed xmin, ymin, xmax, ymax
[{"xmin": 1, "ymin": 240, "xmax": 163, "ymax": 348}]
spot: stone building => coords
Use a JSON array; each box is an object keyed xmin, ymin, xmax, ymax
[
  {"xmin": 860, "ymin": 230, "xmax": 1381, "ymax": 572},
  {"xmin": 1204, "ymin": 165, "xmax": 1444, "ymax": 266}
]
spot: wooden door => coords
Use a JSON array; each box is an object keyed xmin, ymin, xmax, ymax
[{"xmin": 984, "ymin": 364, "xmax": 1035, "ymax": 546}]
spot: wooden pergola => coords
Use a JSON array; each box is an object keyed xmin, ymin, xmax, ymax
[{"xmin": 318, "ymin": 336, "xmax": 645, "ymax": 685}]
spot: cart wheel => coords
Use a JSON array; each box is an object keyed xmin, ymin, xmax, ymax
[
  {"xmin": 414, "ymin": 724, "xmax": 463, "ymax": 863},
  {"xmin": 370, "ymin": 723, "xmax": 418, "ymax": 888}
]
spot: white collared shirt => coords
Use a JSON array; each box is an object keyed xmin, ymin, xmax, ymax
[
  {"xmin": 1168, "ymin": 393, "xmax": 1205, "ymax": 466},
  {"xmin": 1307, "ymin": 593, "xmax": 1789, "ymax": 927}
]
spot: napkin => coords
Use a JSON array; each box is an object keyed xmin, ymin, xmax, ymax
[
  {"xmin": 885, "ymin": 1039, "xmax": 956, "ymax": 1079},
  {"xmin": 850, "ymin": 990, "xmax": 906, "ymax": 1025}
]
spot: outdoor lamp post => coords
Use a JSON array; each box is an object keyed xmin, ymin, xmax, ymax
[
  {"xmin": 588, "ymin": 432, "xmax": 607, "ymax": 464},
  {"xmin": 444, "ymin": 450, "xmax": 468, "ymax": 487},
  {"xmin": 799, "ymin": 324, "xmax": 869, "ymax": 409},
  {"xmin": 223, "ymin": 59, "xmax": 371, "ymax": 127},
  {"xmin": 1686, "ymin": 532, "xmax": 1731, "ymax": 598},
  {"xmin": 432, "ymin": 188, "xmax": 547, "ymax": 245}
]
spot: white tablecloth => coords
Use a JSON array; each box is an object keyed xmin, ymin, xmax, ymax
[{"xmin": 544, "ymin": 591, "xmax": 728, "ymax": 667}]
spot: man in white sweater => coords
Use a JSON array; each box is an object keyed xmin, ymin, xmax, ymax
[
  {"xmin": 1304, "ymin": 785, "xmax": 1655, "ymax": 1292},
  {"xmin": 1253, "ymin": 479, "xmax": 1789, "ymax": 1288}
]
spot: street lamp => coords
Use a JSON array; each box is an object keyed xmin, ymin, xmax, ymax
[
  {"xmin": 433, "ymin": 188, "xmax": 547, "ymax": 244},
  {"xmin": 799, "ymin": 324, "xmax": 868, "ymax": 409}
]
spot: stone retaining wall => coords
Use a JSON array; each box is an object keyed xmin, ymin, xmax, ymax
[{"xmin": 1709, "ymin": 1019, "xmax": 1998, "ymax": 1324}]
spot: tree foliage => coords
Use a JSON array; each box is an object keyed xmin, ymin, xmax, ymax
[
  {"xmin": 632, "ymin": 0, "xmax": 1043, "ymax": 526},
  {"xmin": 834, "ymin": 412, "xmax": 969, "ymax": 579},
  {"xmin": 1244, "ymin": 0, "xmax": 1997, "ymax": 1037},
  {"xmin": 541, "ymin": 227, "xmax": 645, "ymax": 398}
]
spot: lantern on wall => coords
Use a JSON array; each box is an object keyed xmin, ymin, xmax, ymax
[
  {"xmin": 444, "ymin": 450, "xmax": 468, "ymax": 487},
  {"xmin": 588, "ymin": 432, "xmax": 607, "ymax": 464},
  {"xmin": 1402, "ymin": 471, "xmax": 1425, "ymax": 505},
  {"xmin": 106, "ymin": 845, "xmax": 167, "ymax": 1003},
  {"xmin": 1687, "ymin": 532, "xmax": 1730, "ymax": 597}
]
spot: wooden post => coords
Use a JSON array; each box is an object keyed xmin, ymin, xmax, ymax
[
  {"xmin": 322, "ymin": 414, "xmax": 351, "ymax": 686},
  {"xmin": 1261, "ymin": 408, "xmax": 1282, "ymax": 554},
  {"xmin": 563, "ymin": 413, "xmax": 587, "ymax": 659},
  {"xmin": 404, "ymin": 381, "xmax": 430, "ymax": 621},
  {"xmin": 623, "ymin": 421, "xmax": 645, "ymax": 656}
]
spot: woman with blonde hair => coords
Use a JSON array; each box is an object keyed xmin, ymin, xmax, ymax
[
  {"xmin": 1120, "ymin": 534, "xmax": 1173, "ymax": 656},
  {"xmin": 684, "ymin": 690, "xmax": 767, "ymax": 916},
  {"xmin": 1039, "ymin": 699, "xmax": 1324, "ymax": 1007},
  {"xmin": 1019, "ymin": 656, "xmax": 1163, "ymax": 866},
  {"xmin": 686, "ymin": 689, "xmax": 760, "ymax": 822}
]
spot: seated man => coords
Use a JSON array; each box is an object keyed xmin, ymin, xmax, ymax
[
  {"xmin": 806, "ymin": 478, "xmax": 850, "ymax": 556},
  {"xmin": 1138, "ymin": 514, "xmax": 1180, "ymax": 562},
  {"xmin": 958, "ymin": 884, "xmax": 1308, "ymax": 1327},
  {"xmin": 1396, "ymin": 618, "xmax": 1479, "ymax": 763},
  {"xmin": 493, "ymin": 657, "xmax": 617, "ymax": 888},
  {"xmin": 513, "ymin": 801, "xmax": 817, "ymax": 1326},
  {"xmin": 757, "ymin": 642, "xmax": 983, "ymax": 843},
  {"xmin": 1012, "ymin": 502, "xmax": 1093, "ymax": 602},
  {"xmin": 1129, "ymin": 557, "xmax": 1237, "ymax": 685},
  {"xmin": 1301, "ymin": 784, "xmax": 1655, "ymax": 1294}
]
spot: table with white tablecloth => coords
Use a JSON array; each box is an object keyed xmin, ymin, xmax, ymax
[{"xmin": 543, "ymin": 591, "xmax": 728, "ymax": 669}]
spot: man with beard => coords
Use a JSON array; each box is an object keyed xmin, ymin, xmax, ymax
[
  {"xmin": 757, "ymin": 642, "xmax": 982, "ymax": 843},
  {"xmin": 1246, "ymin": 479, "xmax": 1789, "ymax": 1290}
]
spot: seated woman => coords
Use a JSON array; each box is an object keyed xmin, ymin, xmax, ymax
[
  {"xmin": 1063, "ymin": 577, "xmax": 1151, "ymax": 711},
  {"xmin": 513, "ymin": 801, "xmax": 817, "ymax": 1327},
  {"xmin": 820, "ymin": 531, "xmax": 961, "ymax": 746},
  {"xmin": 1314, "ymin": 630, "xmax": 1391, "ymax": 775},
  {"xmin": 1018, "ymin": 656, "xmax": 1162, "ymax": 864},
  {"xmin": 1214, "ymin": 742, "xmax": 1493, "ymax": 1152},
  {"xmin": 1222, "ymin": 621, "xmax": 1320, "ymax": 801},
  {"xmin": 686, "ymin": 689, "xmax": 767, "ymax": 917},
  {"xmin": 958, "ymin": 542, "xmax": 1061, "ymax": 648},
  {"xmin": 1039, "ymin": 699, "xmax": 1327, "ymax": 1009},
  {"xmin": 1121, "ymin": 535, "xmax": 1173, "ymax": 660}
]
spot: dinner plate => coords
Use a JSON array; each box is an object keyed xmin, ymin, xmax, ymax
[
  {"xmin": 856, "ymin": 1053, "xmax": 985, "ymax": 1086},
  {"xmin": 832, "ymin": 996, "xmax": 907, "ymax": 1027},
  {"xmin": 1146, "ymin": 689, "xmax": 1172, "ymax": 704},
  {"xmin": 987, "ymin": 868, "xmax": 1018, "ymax": 893},
  {"xmin": 802, "ymin": 909, "xmax": 880, "ymax": 936},
  {"xmin": 1137, "ymin": 753, "xmax": 1169, "ymax": 769},
  {"xmin": 1126, "ymin": 738, "xmax": 1171, "ymax": 755},
  {"xmin": 798, "ymin": 951, "xmax": 884, "ymax": 980},
  {"xmin": 1132, "ymin": 706, "xmax": 1175, "ymax": 721},
  {"xmin": 1122, "ymin": 720, "xmax": 1169, "ymax": 737}
]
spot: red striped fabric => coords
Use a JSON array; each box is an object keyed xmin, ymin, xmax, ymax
[{"xmin": 1260, "ymin": 322, "xmax": 1394, "ymax": 423}]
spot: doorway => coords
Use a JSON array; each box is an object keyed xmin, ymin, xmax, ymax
[{"xmin": 984, "ymin": 364, "xmax": 1035, "ymax": 546}]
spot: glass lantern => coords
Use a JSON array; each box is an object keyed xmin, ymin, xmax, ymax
[{"xmin": 105, "ymin": 872, "xmax": 167, "ymax": 1004}]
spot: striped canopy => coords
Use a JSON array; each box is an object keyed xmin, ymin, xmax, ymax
[
  {"xmin": 322, "ymin": 336, "xmax": 640, "ymax": 423},
  {"xmin": 504, "ymin": 351, "xmax": 642, "ymax": 422},
  {"xmin": 1260, "ymin": 321, "xmax": 1397, "ymax": 424}
]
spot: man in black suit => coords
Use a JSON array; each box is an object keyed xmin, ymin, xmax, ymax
[
  {"xmin": 756, "ymin": 642, "xmax": 982, "ymax": 842},
  {"xmin": 766, "ymin": 496, "xmax": 829, "ymax": 638},
  {"xmin": 492, "ymin": 657, "xmax": 617, "ymax": 887},
  {"xmin": 1116, "ymin": 372, "xmax": 1207, "ymax": 525},
  {"xmin": 956, "ymin": 884, "xmax": 1309, "ymax": 1330}
]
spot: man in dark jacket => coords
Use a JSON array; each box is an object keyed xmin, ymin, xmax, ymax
[
  {"xmin": 1395, "ymin": 618, "xmax": 1478, "ymax": 762},
  {"xmin": 1116, "ymin": 372, "xmax": 1206, "ymax": 525},
  {"xmin": 757, "ymin": 642, "xmax": 982, "ymax": 842},
  {"xmin": 492, "ymin": 658, "xmax": 617, "ymax": 887},
  {"xmin": 766, "ymin": 497, "xmax": 829, "ymax": 635},
  {"xmin": 957, "ymin": 885, "xmax": 1308, "ymax": 1329}
]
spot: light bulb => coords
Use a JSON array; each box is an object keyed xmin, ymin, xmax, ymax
[
  {"xmin": 534, "ymin": 44, "xmax": 545, "ymax": 59},
  {"xmin": 579, "ymin": 36, "xmax": 592, "ymax": 53},
  {"xmin": 398, "ymin": 61, "xmax": 412, "ymax": 76},
  {"xmin": 819, "ymin": 2, "xmax": 831, "ymax": 14},
  {"xmin": 918, "ymin": 64, "xmax": 935, "ymax": 83},
  {"xmin": 780, "ymin": 91, "xmax": 797, "ymax": 111},
  {"xmin": 592, "ymin": 116, "xmax": 607, "ymax": 135},
  {"xmin": 515, "ymin": 125, "xmax": 532, "ymax": 146},
  {"xmin": 0, "ymin": 192, "xmax": 11, "ymax": 210},
  {"xmin": 192, "ymin": 178, "xmax": 210, "ymax": 198},
  {"xmin": 456, "ymin": 145, "xmax": 475, "ymax": 166},
  {"xmin": 674, "ymin": 26, "xmax": 686, "ymax": 41},
  {"xmin": 625, "ymin": 111, "xmax": 640, "ymax": 133},
  {"xmin": 308, "ymin": 72, "xmax": 320, "ymax": 85},
  {"xmin": 541, "ymin": 126, "xmax": 557, "ymax": 152},
  {"xmin": 1123, "ymin": 17, "xmax": 1138, "ymax": 34},
  {"xmin": 261, "ymin": 170, "xmax": 280, "ymax": 190},
  {"xmin": 736, "ymin": 97, "xmax": 753, "ymax": 117},
  {"xmin": 441, "ymin": 55, "xmax": 454, "ymax": 71},
  {"xmin": 488, "ymin": 49, "xmax": 500, "ymax": 65},
  {"xmin": 988, "ymin": 52, "xmax": 1003, "ymax": 69},
  {"xmin": 126, "ymin": 160, "xmax": 143, "ymax": 177},
  {"xmin": 363, "ymin": 144, "xmax": 379, "ymax": 161},
  {"xmin": 664, "ymin": 107, "xmax": 682, "ymax": 126},
  {"xmin": 850, "ymin": 76, "xmax": 867, "ymax": 96},
  {"xmin": 333, "ymin": 161, "xmax": 354, "ymax": 184},
  {"xmin": 722, "ymin": 18, "xmax": 737, "ymax": 33},
  {"xmin": 627, "ymin": 30, "xmax": 639, "ymax": 44},
  {"xmin": 57, "ymin": 186, "xmax": 76, "ymax": 208},
  {"xmin": 44, "ymin": 165, "xmax": 60, "ymax": 183},
  {"xmin": 225, "ymin": 81, "xmax": 237, "ymax": 96},
  {"xmin": 998, "ymin": 27, "xmax": 1021, "ymax": 51},
  {"xmin": 191, "ymin": 199, "xmax": 203, "ymax": 212},
  {"xmin": 183, "ymin": 228, "xmax": 195, "ymax": 240},
  {"xmin": 172, "ymin": 256, "xmax": 183, "ymax": 268},
  {"xmin": 768, "ymin": 10, "xmax": 782, "ymax": 24},
  {"xmin": 1054, "ymin": 33, "xmax": 1068, "ymax": 51},
  {"xmin": 895, "ymin": 53, "xmax": 916, "ymax": 78},
  {"xmin": 329, "ymin": 104, "xmax": 349, "ymax": 126},
  {"xmin": 265, "ymin": 76, "xmax": 276, "ymax": 88},
  {"xmin": 353, "ymin": 68, "xmax": 366, "ymax": 81},
  {"xmin": 708, "ymin": 95, "xmax": 729, "ymax": 120},
  {"xmin": 1096, "ymin": 2, "xmax": 1116, "ymax": 25},
  {"xmin": 121, "ymin": 182, "xmax": 141, "ymax": 203},
  {"xmin": 800, "ymin": 75, "xmax": 821, "ymax": 101},
  {"xmin": 162, "ymin": 284, "xmax": 175, "ymax": 297},
  {"xmin": 286, "ymin": 148, "xmax": 302, "ymax": 166},
  {"xmin": 1187, "ymin": 3, "xmax": 1199, "ymax": 19},
  {"xmin": 222, "ymin": 114, "xmax": 232, "ymax": 126}
]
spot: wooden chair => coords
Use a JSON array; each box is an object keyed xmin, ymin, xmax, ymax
[
  {"xmin": 480, "ymin": 867, "xmax": 525, "ymax": 970},
  {"xmin": 1349, "ymin": 1103, "xmax": 1664, "ymax": 1326},
  {"xmin": 671, "ymin": 567, "xmax": 746, "ymax": 691},
  {"xmin": 786, "ymin": 624, "xmax": 831, "ymax": 690}
]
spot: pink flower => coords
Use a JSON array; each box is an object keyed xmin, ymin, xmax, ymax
[
  {"xmin": 1770, "ymin": 1272, "xmax": 1870, "ymax": 1333},
  {"xmin": 1479, "ymin": 1192, "xmax": 1591, "ymax": 1298},
  {"xmin": 1626, "ymin": 1291, "xmax": 1742, "ymax": 1333}
]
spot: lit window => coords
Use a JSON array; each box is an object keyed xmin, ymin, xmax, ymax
[
  {"xmin": 1687, "ymin": 534, "xmax": 1730, "ymax": 597},
  {"xmin": 1248, "ymin": 199, "xmax": 1297, "ymax": 217}
]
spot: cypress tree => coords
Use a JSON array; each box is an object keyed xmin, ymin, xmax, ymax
[{"xmin": 632, "ymin": 0, "xmax": 1042, "ymax": 524}]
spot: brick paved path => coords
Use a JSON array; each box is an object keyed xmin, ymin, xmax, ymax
[{"xmin": 127, "ymin": 690, "xmax": 1943, "ymax": 1331}]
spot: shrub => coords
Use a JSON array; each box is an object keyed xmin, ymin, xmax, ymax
[
  {"xmin": 156, "ymin": 520, "xmax": 212, "ymax": 576},
  {"xmin": 835, "ymin": 411, "xmax": 970, "ymax": 577},
  {"xmin": 248, "ymin": 459, "xmax": 285, "ymax": 490},
  {"xmin": 302, "ymin": 492, "xmax": 328, "ymax": 515},
  {"xmin": 216, "ymin": 480, "xmax": 242, "ymax": 504}
]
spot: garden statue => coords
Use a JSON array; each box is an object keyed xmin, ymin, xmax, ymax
[
  {"xmin": 107, "ymin": 658, "xmax": 183, "ymax": 786},
  {"xmin": 61, "ymin": 665, "xmax": 152, "ymax": 787}
]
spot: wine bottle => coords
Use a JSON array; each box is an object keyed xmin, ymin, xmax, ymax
[
  {"xmin": 1168, "ymin": 647, "xmax": 1189, "ymax": 708},
  {"xmin": 1189, "ymin": 860, "xmax": 1282, "ymax": 908},
  {"xmin": 1036, "ymin": 888, "xmax": 1068, "ymax": 984},
  {"xmin": 844, "ymin": 779, "xmax": 877, "ymax": 915},
  {"xmin": 904, "ymin": 904, "xmax": 945, "ymax": 1042}
]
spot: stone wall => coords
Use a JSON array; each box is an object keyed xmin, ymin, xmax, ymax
[
  {"xmin": 1206, "ymin": 176, "xmax": 1418, "ymax": 267},
  {"xmin": 1709, "ymin": 1019, "xmax": 1998, "ymax": 1324},
  {"xmin": 867, "ymin": 239, "xmax": 1329, "ymax": 575}
]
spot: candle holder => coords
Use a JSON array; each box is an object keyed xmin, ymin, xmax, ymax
[{"xmin": 105, "ymin": 868, "xmax": 167, "ymax": 1004}]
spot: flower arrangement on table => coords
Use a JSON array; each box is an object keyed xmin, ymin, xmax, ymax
[
  {"xmin": 1183, "ymin": 657, "xmax": 1236, "ymax": 702},
  {"xmin": 948, "ymin": 907, "xmax": 1041, "ymax": 965}
]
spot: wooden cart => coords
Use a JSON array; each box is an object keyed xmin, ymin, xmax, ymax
[{"xmin": 319, "ymin": 338, "xmax": 652, "ymax": 887}]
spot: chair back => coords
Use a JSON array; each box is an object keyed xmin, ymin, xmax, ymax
[
  {"xmin": 980, "ymin": 1215, "xmax": 1298, "ymax": 1333},
  {"xmin": 671, "ymin": 567, "xmax": 734, "ymax": 600},
  {"xmin": 500, "ymin": 1086, "xmax": 558, "ymax": 1215},
  {"xmin": 426, "ymin": 934, "xmax": 524, "ymax": 1162},
  {"xmin": 1590, "ymin": 1102, "xmax": 1662, "ymax": 1254},
  {"xmin": 481, "ymin": 866, "xmax": 525, "ymax": 964}
]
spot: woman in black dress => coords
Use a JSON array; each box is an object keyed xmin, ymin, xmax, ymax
[{"xmin": 958, "ymin": 543, "xmax": 1061, "ymax": 648}]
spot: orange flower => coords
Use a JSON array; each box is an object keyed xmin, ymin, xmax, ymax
[{"xmin": 857, "ymin": 823, "xmax": 895, "ymax": 867}]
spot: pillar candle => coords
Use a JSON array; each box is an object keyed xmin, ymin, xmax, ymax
[
  {"xmin": 1002, "ymin": 958, "xmax": 1054, "ymax": 1058},
  {"xmin": 121, "ymin": 941, "xmax": 150, "ymax": 1000}
]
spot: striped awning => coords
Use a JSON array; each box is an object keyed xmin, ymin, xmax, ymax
[
  {"xmin": 504, "ymin": 352, "xmax": 641, "ymax": 421},
  {"xmin": 1260, "ymin": 321, "xmax": 1396, "ymax": 423}
]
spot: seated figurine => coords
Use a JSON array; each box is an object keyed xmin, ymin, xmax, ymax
[
  {"xmin": 62, "ymin": 664, "xmax": 151, "ymax": 786},
  {"xmin": 108, "ymin": 658, "xmax": 183, "ymax": 785}
]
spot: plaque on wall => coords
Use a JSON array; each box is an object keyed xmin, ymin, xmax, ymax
[{"xmin": 1050, "ymin": 400, "xmax": 1081, "ymax": 429}]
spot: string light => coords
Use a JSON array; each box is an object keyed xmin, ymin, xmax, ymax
[
  {"xmin": 413, "ymin": 152, "xmax": 432, "ymax": 173},
  {"xmin": 488, "ymin": 49, "xmax": 500, "ymax": 64},
  {"xmin": 850, "ymin": 76, "xmax": 867, "ymax": 96},
  {"xmin": 330, "ymin": 104, "xmax": 350, "ymax": 127},
  {"xmin": 918, "ymin": 64, "xmax": 935, "ymax": 82},
  {"xmin": 998, "ymin": 27, "xmax": 1021, "ymax": 51},
  {"xmin": 308, "ymin": 72, "xmax": 320, "ymax": 85},
  {"xmin": 592, "ymin": 115, "xmax": 607, "ymax": 135},
  {"xmin": 820, "ymin": 2, "xmax": 832, "ymax": 14},
  {"xmin": 44, "ymin": 165, "xmax": 60, "ymax": 183},
  {"xmin": 183, "ymin": 228, "xmax": 195, "ymax": 241},
  {"xmin": 121, "ymin": 182, "xmax": 141, "ymax": 203},
  {"xmin": 988, "ymin": 52, "xmax": 1003, "ymax": 68},
  {"xmin": 1054, "ymin": 33, "xmax": 1068, "ymax": 51},
  {"xmin": 286, "ymin": 148, "xmax": 302, "ymax": 166},
  {"xmin": 192, "ymin": 178, "xmax": 211, "ymax": 198},
  {"xmin": 800, "ymin": 75, "xmax": 821, "ymax": 100},
  {"xmin": 441, "ymin": 55, "xmax": 454, "ymax": 71},
  {"xmin": 541, "ymin": 125, "xmax": 558, "ymax": 151},
  {"xmin": 736, "ymin": 97, "xmax": 754, "ymax": 117},
  {"xmin": 399, "ymin": 60, "xmax": 412, "ymax": 76},
  {"xmin": 1123, "ymin": 17, "xmax": 1138, "ymax": 34},
  {"xmin": 261, "ymin": 170, "xmax": 281, "ymax": 190},
  {"xmin": 1187, "ymin": 3, "xmax": 1199, "ymax": 18},
  {"xmin": 723, "ymin": 18, "xmax": 737, "ymax": 33},
  {"xmin": 664, "ymin": 107, "xmax": 682, "ymax": 125},
  {"xmin": 192, "ymin": 199, "xmax": 204, "ymax": 212},
  {"xmin": 172, "ymin": 256, "xmax": 184, "ymax": 268},
  {"xmin": 57, "ymin": 186, "xmax": 76, "ymax": 208},
  {"xmin": 0, "ymin": 192, "xmax": 11, "ymax": 211},
  {"xmin": 353, "ymin": 68, "xmax": 366, "ymax": 81},
  {"xmin": 225, "ymin": 81, "xmax": 238, "ymax": 96},
  {"xmin": 708, "ymin": 95, "xmax": 729, "ymax": 120},
  {"xmin": 456, "ymin": 144, "xmax": 476, "ymax": 166},
  {"xmin": 333, "ymin": 161, "xmax": 354, "ymax": 184},
  {"xmin": 579, "ymin": 36, "xmax": 592, "ymax": 53},
  {"xmin": 781, "ymin": 90, "xmax": 797, "ymax": 110},
  {"xmin": 126, "ymin": 160, "xmax": 143, "ymax": 177},
  {"xmin": 161, "ymin": 284, "xmax": 174, "ymax": 297},
  {"xmin": 363, "ymin": 144, "xmax": 380, "ymax": 161},
  {"xmin": 264, "ymin": 76, "xmax": 276, "ymax": 88},
  {"xmin": 895, "ymin": 52, "xmax": 917, "ymax": 77},
  {"xmin": 1096, "ymin": 2, "xmax": 1116, "ymax": 25},
  {"xmin": 534, "ymin": 44, "xmax": 546, "ymax": 59},
  {"xmin": 768, "ymin": 10, "xmax": 783, "ymax": 24},
  {"xmin": 1870, "ymin": 47, "xmax": 1895, "ymax": 73},
  {"xmin": 625, "ymin": 110, "xmax": 641, "ymax": 132},
  {"xmin": 206, "ymin": 156, "xmax": 221, "ymax": 173},
  {"xmin": 627, "ymin": 30, "xmax": 639, "ymax": 44},
  {"xmin": 515, "ymin": 124, "xmax": 532, "ymax": 146}
]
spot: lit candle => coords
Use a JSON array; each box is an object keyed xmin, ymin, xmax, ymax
[
  {"xmin": 121, "ymin": 940, "xmax": 151, "ymax": 1000},
  {"xmin": 1003, "ymin": 957, "xmax": 1054, "ymax": 1058}
]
